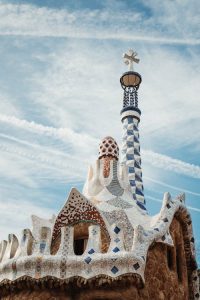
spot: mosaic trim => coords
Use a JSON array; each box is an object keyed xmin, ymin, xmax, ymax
[
  {"xmin": 107, "ymin": 197, "xmax": 133, "ymax": 209},
  {"xmin": 106, "ymin": 160, "xmax": 124, "ymax": 196},
  {"xmin": 58, "ymin": 226, "xmax": 74, "ymax": 279},
  {"xmin": 31, "ymin": 215, "xmax": 56, "ymax": 242},
  {"xmin": 121, "ymin": 116, "xmax": 146, "ymax": 210}
]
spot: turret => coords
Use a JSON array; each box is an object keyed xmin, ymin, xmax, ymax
[{"xmin": 120, "ymin": 49, "xmax": 146, "ymax": 211}]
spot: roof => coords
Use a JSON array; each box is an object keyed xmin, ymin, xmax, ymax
[{"xmin": 0, "ymin": 186, "xmax": 198, "ymax": 295}]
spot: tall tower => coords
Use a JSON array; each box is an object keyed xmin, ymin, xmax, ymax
[{"xmin": 120, "ymin": 49, "xmax": 146, "ymax": 211}]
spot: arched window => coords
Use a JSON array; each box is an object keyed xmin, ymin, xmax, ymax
[
  {"xmin": 73, "ymin": 222, "xmax": 89, "ymax": 255},
  {"xmin": 74, "ymin": 236, "xmax": 88, "ymax": 255},
  {"xmin": 166, "ymin": 243, "xmax": 183, "ymax": 282}
]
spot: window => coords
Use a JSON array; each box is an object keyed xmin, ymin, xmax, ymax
[
  {"xmin": 74, "ymin": 237, "xmax": 88, "ymax": 255},
  {"xmin": 167, "ymin": 247, "xmax": 174, "ymax": 270},
  {"xmin": 176, "ymin": 245, "xmax": 182, "ymax": 282}
]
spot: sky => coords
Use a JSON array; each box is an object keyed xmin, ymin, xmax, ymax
[{"xmin": 0, "ymin": 0, "xmax": 199, "ymax": 264}]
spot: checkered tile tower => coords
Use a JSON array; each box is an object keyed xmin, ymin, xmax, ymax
[{"xmin": 120, "ymin": 49, "xmax": 146, "ymax": 211}]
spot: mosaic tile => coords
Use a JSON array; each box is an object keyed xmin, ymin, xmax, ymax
[
  {"xmin": 127, "ymin": 130, "xmax": 134, "ymax": 135},
  {"xmin": 112, "ymin": 247, "xmax": 120, "ymax": 253},
  {"xmin": 114, "ymin": 238, "xmax": 120, "ymax": 243},
  {"xmin": 84, "ymin": 257, "xmax": 92, "ymax": 264},
  {"xmin": 107, "ymin": 198, "xmax": 133, "ymax": 209},
  {"xmin": 133, "ymin": 262, "xmax": 140, "ymax": 270},
  {"xmin": 127, "ymin": 154, "xmax": 134, "ymax": 160},
  {"xmin": 88, "ymin": 249, "xmax": 95, "ymax": 255},
  {"xmin": 106, "ymin": 161, "xmax": 124, "ymax": 197},
  {"xmin": 129, "ymin": 166, "xmax": 135, "ymax": 173},
  {"xmin": 111, "ymin": 266, "xmax": 119, "ymax": 274},
  {"xmin": 162, "ymin": 218, "xmax": 169, "ymax": 223},
  {"xmin": 114, "ymin": 226, "xmax": 121, "ymax": 234}
]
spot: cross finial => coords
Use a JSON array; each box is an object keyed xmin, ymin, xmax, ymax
[{"xmin": 123, "ymin": 49, "xmax": 140, "ymax": 71}]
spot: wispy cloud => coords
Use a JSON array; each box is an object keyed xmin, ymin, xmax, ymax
[
  {"xmin": 0, "ymin": 197, "xmax": 55, "ymax": 240},
  {"xmin": 0, "ymin": 3, "xmax": 199, "ymax": 45},
  {"xmin": 142, "ymin": 150, "xmax": 200, "ymax": 179},
  {"xmin": 0, "ymin": 137, "xmax": 86, "ymax": 182},
  {"xmin": 144, "ymin": 176, "xmax": 200, "ymax": 197},
  {"xmin": 0, "ymin": 113, "xmax": 97, "ymax": 150},
  {"xmin": 1, "ymin": 114, "xmax": 200, "ymax": 180}
]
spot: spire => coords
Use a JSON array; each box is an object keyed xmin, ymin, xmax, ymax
[{"xmin": 120, "ymin": 49, "xmax": 146, "ymax": 211}]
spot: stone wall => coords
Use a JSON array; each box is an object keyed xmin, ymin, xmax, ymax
[{"xmin": 1, "ymin": 217, "xmax": 190, "ymax": 300}]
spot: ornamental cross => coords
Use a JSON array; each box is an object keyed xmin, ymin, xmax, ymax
[{"xmin": 123, "ymin": 49, "xmax": 140, "ymax": 71}]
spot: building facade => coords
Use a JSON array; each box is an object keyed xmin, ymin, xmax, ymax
[{"xmin": 0, "ymin": 50, "xmax": 199, "ymax": 300}]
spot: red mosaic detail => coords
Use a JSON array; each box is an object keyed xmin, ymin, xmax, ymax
[
  {"xmin": 52, "ymin": 189, "xmax": 108, "ymax": 241},
  {"xmin": 102, "ymin": 156, "xmax": 115, "ymax": 178}
]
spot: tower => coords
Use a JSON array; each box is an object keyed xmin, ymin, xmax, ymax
[{"xmin": 120, "ymin": 49, "xmax": 146, "ymax": 211}]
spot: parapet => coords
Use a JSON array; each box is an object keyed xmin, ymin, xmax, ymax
[{"xmin": 0, "ymin": 189, "xmax": 198, "ymax": 296}]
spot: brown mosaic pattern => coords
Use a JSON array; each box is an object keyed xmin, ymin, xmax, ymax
[
  {"xmin": 175, "ymin": 206, "xmax": 198, "ymax": 299},
  {"xmin": 52, "ymin": 189, "xmax": 109, "ymax": 242},
  {"xmin": 98, "ymin": 136, "xmax": 119, "ymax": 160}
]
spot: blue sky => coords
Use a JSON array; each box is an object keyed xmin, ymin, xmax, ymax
[{"xmin": 0, "ymin": 0, "xmax": 200, "ymax": 264}]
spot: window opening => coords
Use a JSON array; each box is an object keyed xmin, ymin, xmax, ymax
[
  {"xmin": 176, "ymin": 245, "xmax": 182, "ymax": 282},
  {"xmin": 74, "ymin": 237, "xmax": 88, "ymax": 255},
  {"xmin": 167, "ymin": 247, "xmax": 174, "ymax": 270}
]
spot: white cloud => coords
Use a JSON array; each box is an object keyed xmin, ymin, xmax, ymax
[
  {"xmin": 142, "ymin": 150, "xmax": 200, "ymax": 179},
  {"xmin": 0, "ymin": 150, "xmax": 37, "ymax": 187},
  {"xmin": 0, "ymin": 92, "xmax": 21, "ymax": 117},
  {"xmin": 0, "ymin": 2, "xmax": 199, "ymax": 44},
  {"xmin": 24, "ymin": 40, "xmax": 200, "ymax": 153},
  {"xmin": 1, "ymin": 116, "xmax": 200, "ymax": 181},
  {"xmin": 0, "ymin": 113, "xmax": 97, "ymax": 152},
  {"xmin": 0, "ymin": 137, "xmax": 87, "ymax": 183}
]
